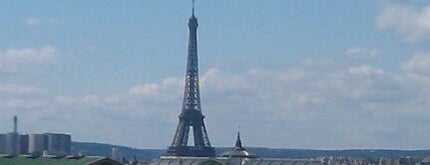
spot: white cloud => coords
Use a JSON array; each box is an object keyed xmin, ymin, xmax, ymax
[
  {"xmin": 0, "ymin": 46, "xmax": 57, "ymax": 64},
  {"xmin": 0, "ymin": 46, "xmax": 57, "ymax": 72},
  {"xmin": 25, "ymin": 18, "xmax": 64, "ymax": 27},
  {"xmin": 95, "ymin": 62, "xmax": 429, "ymax": 148},
  {"xmin": 82, "ymin": 95, "xmax": 100, "ymax": 105},
  {"xmin": 376, "ymin": 2, "xmax": 430, "ymax": 41},
  {"xmin": 25, "ymin": 18, "xmax": 39, "ymax": 27},
  {"xmin": 0, "ymin": 99, "xmax": 47, "ymax": 109},
  {"xmin": 346, "ymin": 47, "xmax": 382, "ymax": 59},
  {"xmin": 300, "ymin": 58, "xmax": 332, "ymax": 67},
  {"xmin": 55, "ymin": 96, "xmax": 79, "ymax": 105},
  {"xmin": 0, "ymin": 84, "xmax": 44, "ymax": 95},
  {"xmin": 3, "ymin": 56, "xmax": 430, "ymax": 149},
  {"xmin": 348, "ymin": 65, "xmax": 384, "ymax": 76},
  {"xmin": 128, "ymin": 83, "xmax": 160, "ymax": 96},
  {"xmin": 162, "ymin": 77, "xmax": 183, "ymax": 87},
  {"xmin": 401, "ymin": 52, "xmax": 430, "ymax": 73}
]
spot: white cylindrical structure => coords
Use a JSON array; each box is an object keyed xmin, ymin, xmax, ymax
[{"xmin": 28, "ymin": 134, "xmax": 46, "ymax": 156}]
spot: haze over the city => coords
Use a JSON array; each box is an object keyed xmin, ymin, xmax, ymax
[{"xmin": 0, "ymin": 0, "xmax": 430, "ymax": 149}]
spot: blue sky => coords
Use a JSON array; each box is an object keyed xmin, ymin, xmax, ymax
[{"xmin": 1, "ymin": 0, "xmax": 430, "ymax": 149}]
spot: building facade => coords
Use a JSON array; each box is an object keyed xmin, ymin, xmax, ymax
[
  {"xmin": 0, "ymin": 134, "xmax": 6, "ymax": 154},
  {"xmin": 18, "ymin": 134, "xmax": 29, "ymax": 155},
  {"xmin": 5, "ymin": 132, "xmax": 19, "ymax": 155},
  {"xmin": 27, "ymin": 133, "xmax": 71, "ymax": 156},
  {"xmin": 28, "ymin": 133, "xmax": 46, "ymax": 155},
  {"xmin": 45, "ymin": 133, "xmax": 71, "ymax": 156},
  {"xmin": 0, "ymin": 117, "xmax": 71, "ymax": 156}
]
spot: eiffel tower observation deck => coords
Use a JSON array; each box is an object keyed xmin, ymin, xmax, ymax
[{"xmin": 166, "ymin": 0, "xmax": 216, "ymax": 157}]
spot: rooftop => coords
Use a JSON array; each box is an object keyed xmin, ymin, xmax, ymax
[
  {"xmin": 219, "ymin": 131, "xmax": 257, "ymax": 158},
  {"xmin": 0, "ymin": 155, "xmax": 121, "ymax": 165}
]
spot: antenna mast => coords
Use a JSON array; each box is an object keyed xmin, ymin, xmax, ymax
[{"xmin": 192, "ymin": 0, "xmax": 195, "ymax": 15}]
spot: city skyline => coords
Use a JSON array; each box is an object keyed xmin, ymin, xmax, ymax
[{"xmin": 1, "ymin": 0, "xmax": 430, "ymax": 149}]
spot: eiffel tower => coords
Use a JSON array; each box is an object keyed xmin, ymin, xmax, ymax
[{"xmin": 166, "ymin": 0, "xmax": 216, "ymax": 157}]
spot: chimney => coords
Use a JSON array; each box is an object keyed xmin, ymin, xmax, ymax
[{"xmin": 13, "ymin": 116, "xmax": 17, "ymax": 133}]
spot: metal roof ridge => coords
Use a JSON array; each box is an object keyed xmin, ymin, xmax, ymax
[{"xmin": 84, "ymin": 157, "xmax": 113, "ymax": 165}]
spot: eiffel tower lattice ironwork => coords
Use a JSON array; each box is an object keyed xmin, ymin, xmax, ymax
[{"xmin": 166, "ymin": 0, "xmax": 216, "ymax": 157}]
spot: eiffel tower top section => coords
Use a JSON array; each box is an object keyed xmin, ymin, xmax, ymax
[{"xmin": 182, "ymin": 0, "xmax": 201, "ymax": 114}]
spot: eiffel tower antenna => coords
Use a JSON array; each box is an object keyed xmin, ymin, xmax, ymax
[{"xmin": 192, "ymin": 0, "xmax": 195, "ymax": 15}]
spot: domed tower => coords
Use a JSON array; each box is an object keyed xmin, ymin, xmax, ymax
[{"xmin": 220, "ymin": 131, "xmax": 258, "ymax": 158}]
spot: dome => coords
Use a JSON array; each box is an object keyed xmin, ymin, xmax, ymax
[
  {"xmin": 219, "ymin": 132, "xmax": 258, "ymax": 158},
  {"xmin": 220, "ymin": 147, "xmax": 258, "ymax": 158}
]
